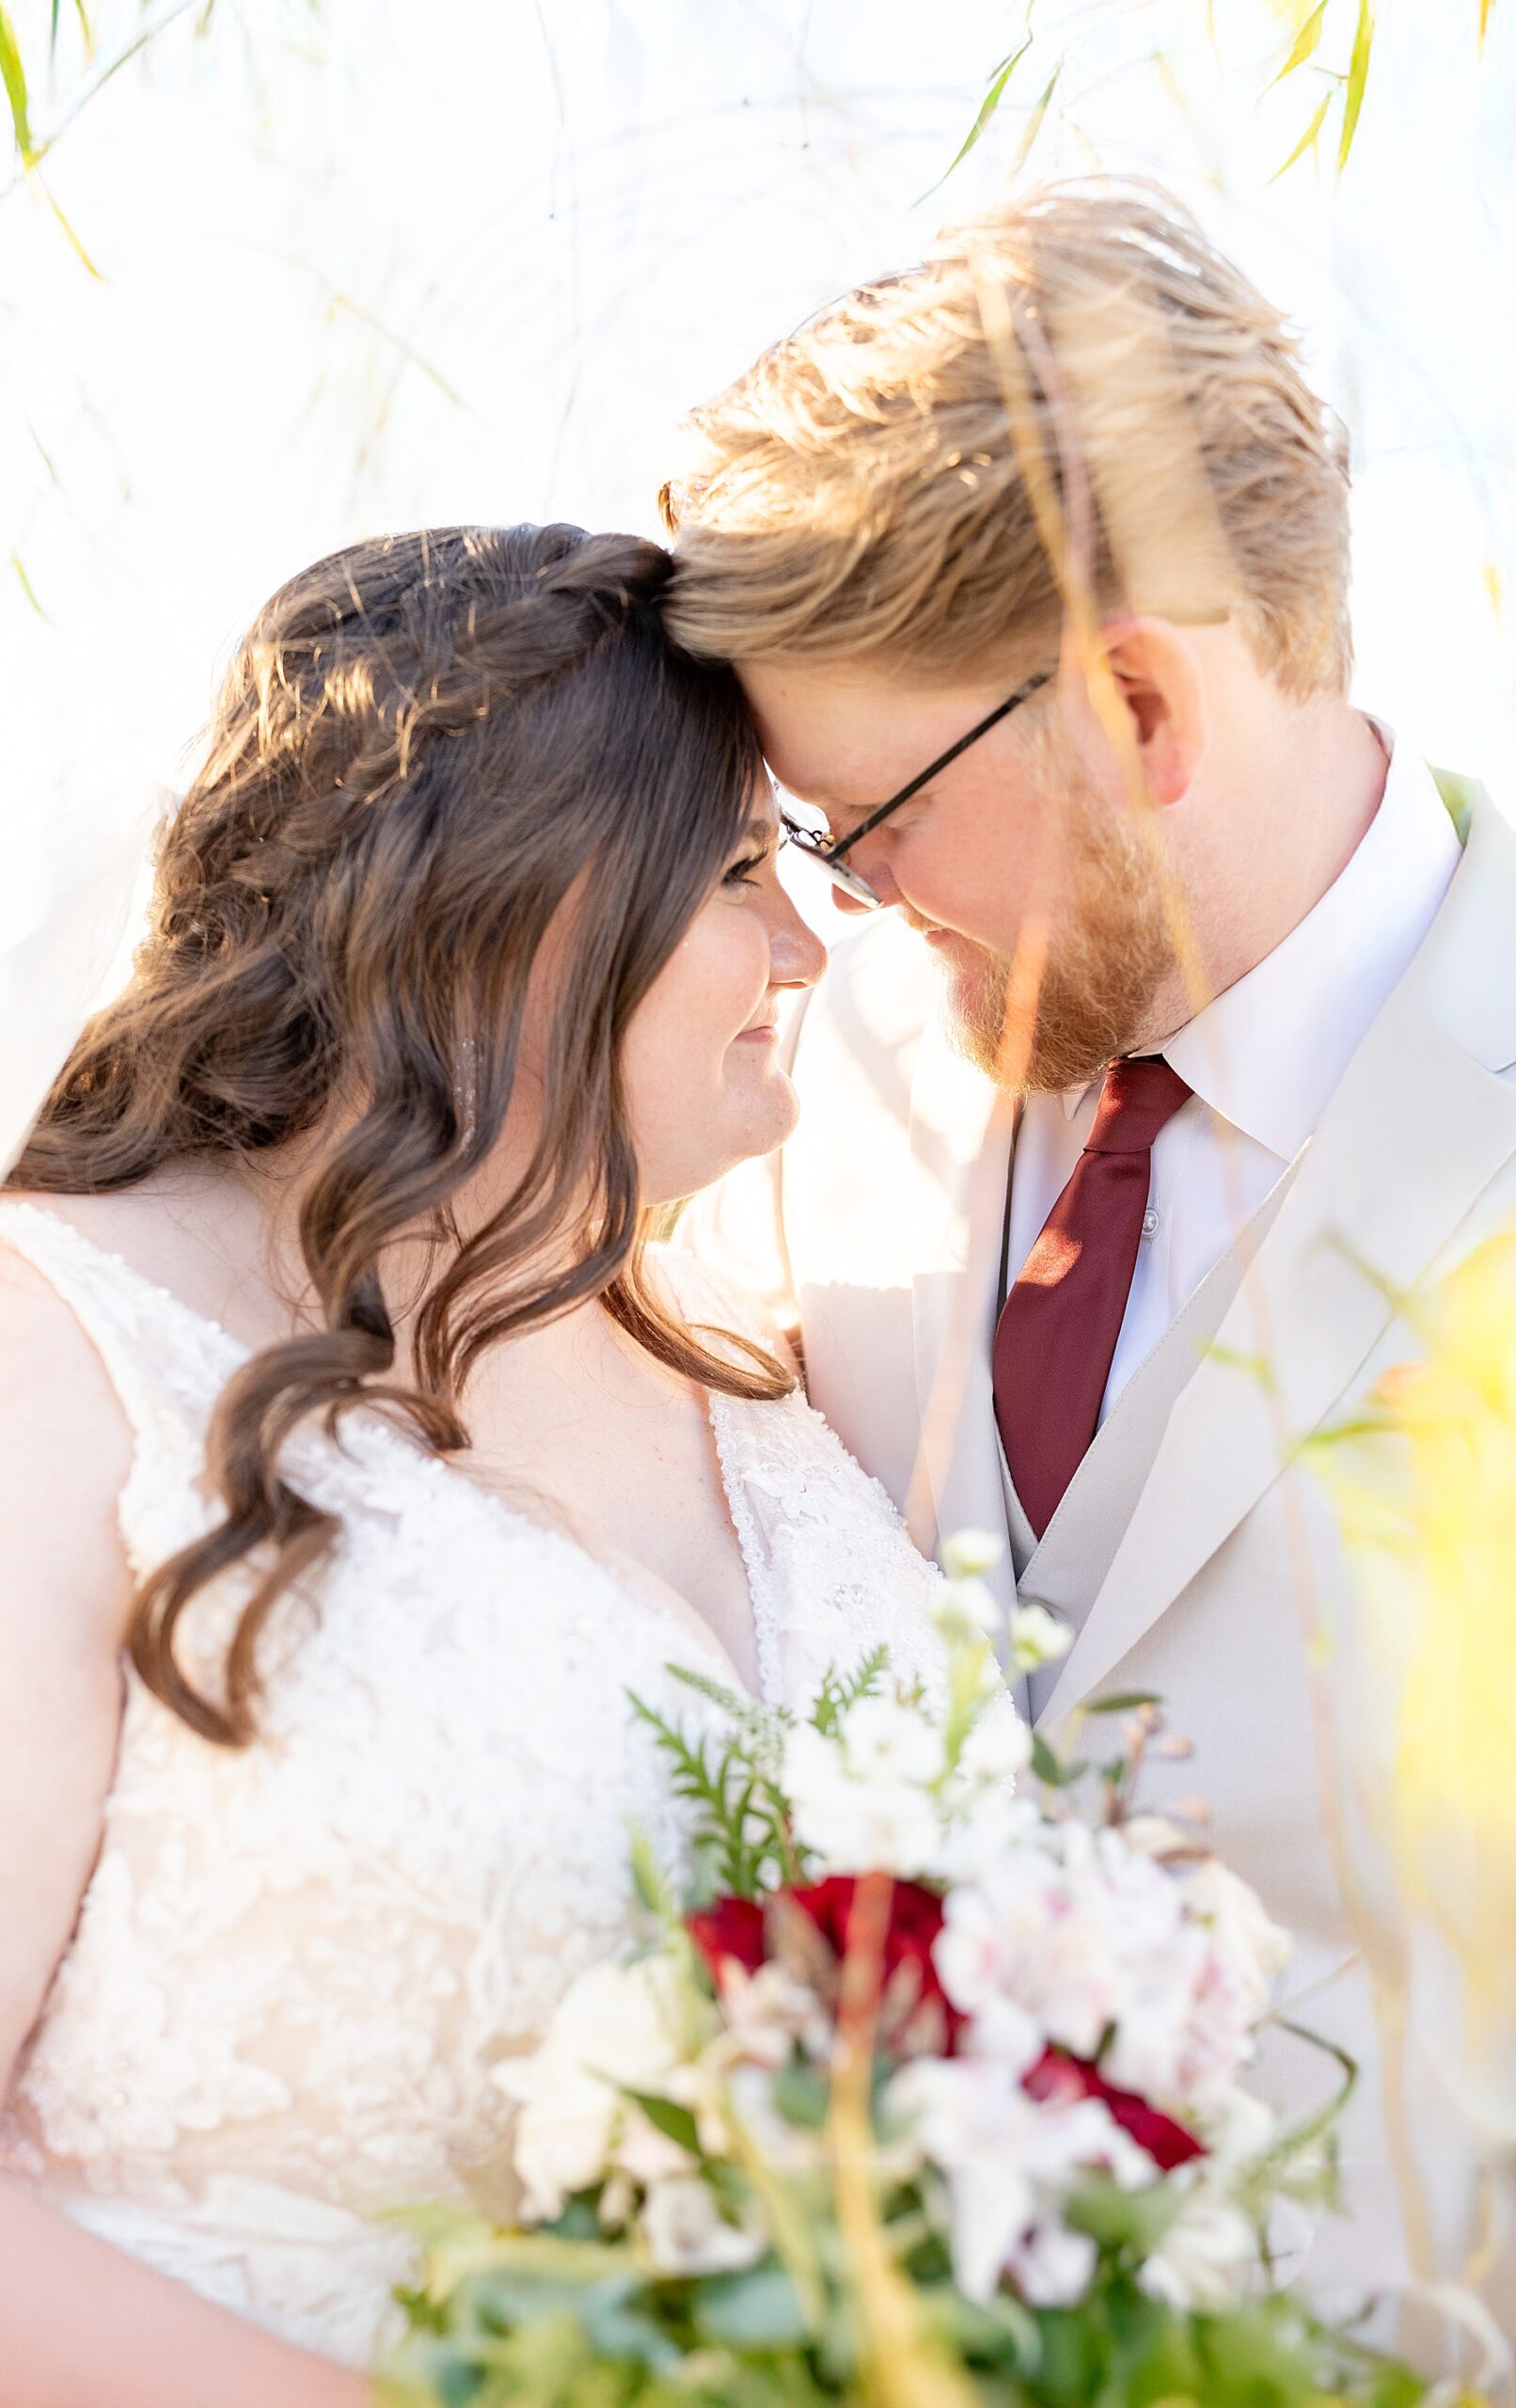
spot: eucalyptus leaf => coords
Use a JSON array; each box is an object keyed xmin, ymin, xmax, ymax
[
  {"xmin": 1031, "ymin": 1733, "xmax": 1087, "ymax": 1786},
  {"xmin": 627, "ymin": 2088, "xmax": 702, "ymax": 2158},
  {"xmin": 581, "ymin": 2289, "xmax": 682, "ymax": 2372},
  {"xmin": 693, "ymin": 2263, "xmax": 810, "ymax": 2350},
  {"xmin": 1065, "ymin": 2170, "xmax": 1183, "ymax": 2253},
  {"xmin": 770, "ymin": 2061, "xmax": 829, "ymax": 2130}
]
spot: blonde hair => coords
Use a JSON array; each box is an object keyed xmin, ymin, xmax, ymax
[{"xmin": 659, "ymin": 182, "xmax": 1352, "ymax": 697}]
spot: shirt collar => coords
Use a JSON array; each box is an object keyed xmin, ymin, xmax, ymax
[{"xmin": 1060, "ymin": 724, "xmax": 1463, "ymax": 1161}]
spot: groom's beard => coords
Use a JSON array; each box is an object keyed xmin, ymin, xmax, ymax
[{"xmin": 940, "ymin": 797, "xmax": 1176, "ymax": 1096}]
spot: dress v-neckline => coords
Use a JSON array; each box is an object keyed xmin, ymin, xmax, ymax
[{"xmin": 0, "ymin": 1201, "xmax": 780, "ymax": 1709}]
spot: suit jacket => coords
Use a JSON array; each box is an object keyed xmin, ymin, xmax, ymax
[{"xmin": 690, "ymin": 783, "xmax": 1516, "ymax": 2357}]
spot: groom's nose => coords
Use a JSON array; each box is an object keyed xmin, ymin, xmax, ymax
[{"xmin": 835, "ymin": 844, "xmax": 906, "ymax": 913}]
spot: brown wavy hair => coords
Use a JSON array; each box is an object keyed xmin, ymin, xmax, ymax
[{"xmin": 9, "ymin": 522, "xmax": 788, "ymax": 1746}]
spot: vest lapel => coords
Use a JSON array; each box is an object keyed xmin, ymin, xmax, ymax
[{"xmin": 1040, "ymin": 798, "xmax": 1516, "ymax": 1729}]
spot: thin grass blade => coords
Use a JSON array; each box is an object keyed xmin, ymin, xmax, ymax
[
  {"xmin": 11, "ymin": 553, "xmax": 55, "ymax": 626},
  {"xmin": 39, "ymin": 176, "xmax": 103, "ymax": 276}
]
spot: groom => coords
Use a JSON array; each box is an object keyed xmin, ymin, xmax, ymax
[{"xmin": 664, "ymin": 188, "xmax": 1516, "ymax": 2347}]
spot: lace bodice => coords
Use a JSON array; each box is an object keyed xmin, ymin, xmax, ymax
[{"xmin": 0, "ymin": 1203, "xmax": 945, "ymax": 2369}]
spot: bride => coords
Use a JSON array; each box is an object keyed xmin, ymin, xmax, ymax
[{"xmin": 0, "ymin": 522, "xmax": 953, "ymax": 2404}]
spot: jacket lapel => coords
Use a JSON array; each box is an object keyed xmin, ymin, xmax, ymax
[{"xmin": 1041, "ymin": 795, "xmax": 1516, "ymax": 1727}]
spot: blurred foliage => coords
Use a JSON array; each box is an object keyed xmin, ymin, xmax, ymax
[
  {"xmin": 1315, "ymin": 1228, "xmax": 1516, "ymax": 2061},
  {"xmin": 938, "ymin": 0, "xmax": 1499, "ymax": 190}
]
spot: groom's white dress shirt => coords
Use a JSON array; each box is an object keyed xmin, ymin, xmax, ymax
[{"xmin": 1006, "ymin": 728, "xmax": 1462, "ymax": 1418}]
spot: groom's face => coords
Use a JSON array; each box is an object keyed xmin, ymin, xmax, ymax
[{"xmin": 741, "ymin": 659, "xmax": 1174, "ymax": 1094}]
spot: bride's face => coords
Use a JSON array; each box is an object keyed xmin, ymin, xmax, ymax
[{"xmin": 621, "ymin": 794, "xmax": 827, "ymax": 1206}]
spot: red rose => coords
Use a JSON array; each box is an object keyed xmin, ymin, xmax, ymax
[
  {"xmin": 688, "ymin": 1877, "xmax": 964, "ymax": 2052},
  {"xmin": 786, "ymin": 1876, "xmax": 961, "ymax": 2036},
  {"xmin": 1023, "ymin": 2048, "xmax": 1206, "ymax": 2172},
  {"xmin": 687, "ymin": 1895, "xmax": 766, "ymax": 1983}
]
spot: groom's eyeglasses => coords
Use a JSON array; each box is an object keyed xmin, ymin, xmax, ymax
[{"xmin": 777, "ymin": 669, "xmax": 1054, "ymax": 910}]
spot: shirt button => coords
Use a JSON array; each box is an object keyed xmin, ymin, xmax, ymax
[{"xmin": 1141, "ymin": 1207, "xmax": 1160, "ymax": 1238}]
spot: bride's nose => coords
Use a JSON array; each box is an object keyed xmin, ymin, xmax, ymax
[{"xmin": 766, "ymin": 886, "xmax": 828, "ymax": 992}]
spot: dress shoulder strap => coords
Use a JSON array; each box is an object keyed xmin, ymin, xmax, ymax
[{"xmin": 0, "ymin": 1199, "xmax": 241, "ymax": 1575}]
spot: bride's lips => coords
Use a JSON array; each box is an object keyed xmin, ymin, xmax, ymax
[{"xmin": 733, "ymin": 1021, "xmax": 779, "ymax": 1046}]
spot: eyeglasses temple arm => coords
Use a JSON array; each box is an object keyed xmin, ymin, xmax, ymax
[{"xmin": 824, "ymin": 669, "xmax": 1052, "ymax": 863}]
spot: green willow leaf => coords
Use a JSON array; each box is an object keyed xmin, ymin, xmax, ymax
[
  {"xmin": 1270, "ymin": 87, "xmax": 1334, "ymax": 181},
  {"xmin": 1338, "ymin": 0, "xmax": 1375, "ymax": 170},
  {"xmin": 919, "ymin": 37, "xmax": 1032, "ymax": 201},
  {"xmin": 0, "ymin": 6, "xmax": 34, "ymax": 162},
  {"xmin": 1270, "ymin": 0, "xmax": 1329, "ymax": 84}
]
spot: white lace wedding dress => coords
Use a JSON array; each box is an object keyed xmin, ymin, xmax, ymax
[{"xmin": 0, "ymin": 1201, "xmax": 947, "ymax": 2371}]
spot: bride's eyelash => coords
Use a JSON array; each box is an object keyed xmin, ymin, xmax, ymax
[{"xmin": 722, "ymin": 850, "xmax": 769, "ymax": 888}]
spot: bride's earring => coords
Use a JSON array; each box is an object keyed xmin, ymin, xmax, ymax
[{"xmin": 453, "ymin": 1036, "xmax": 480, "ymax": 1150}]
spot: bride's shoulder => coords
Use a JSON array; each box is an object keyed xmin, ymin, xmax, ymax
[{"xmin": 648, "ymin": 1237, "xmax": 800, "ymax": 1383}]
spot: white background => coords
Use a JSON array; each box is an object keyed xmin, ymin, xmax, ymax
[{"xmin": 2, "ymin": 0, "xmax": 1513, "ymax": 937}]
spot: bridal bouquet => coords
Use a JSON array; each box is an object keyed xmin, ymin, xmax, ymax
[{"xmin": 384, "ymin": 1539, "xmax": 1427, "ymax": 2408}]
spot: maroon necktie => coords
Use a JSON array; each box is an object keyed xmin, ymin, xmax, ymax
[{"xmin": 993, "ymin": 1056, "xmax": 1192, "ymax": 1540}]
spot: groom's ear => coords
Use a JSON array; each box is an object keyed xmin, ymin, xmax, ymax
[{"xmin": 1096, "ymin": 617, "xmax": 1210, "ymax": 809}]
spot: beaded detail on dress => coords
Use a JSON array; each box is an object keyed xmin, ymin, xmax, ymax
[{"xmin": 0, "ymin": 1203, "xmax": 944, "ymax": 2368}]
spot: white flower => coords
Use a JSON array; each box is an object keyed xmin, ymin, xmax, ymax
[
  {"xmin": 935, "ymin": 1820, "xmax": 1266, "ymax": 2117},
  {"xmin": 640, "ymin": 2176, "xmax": 766, "ymax": 2276},
  {"xmin": 940, "ymin": 1528, "xmax": 1006, "ymax": 1581},
  {"xmin": 781, "ymin": 1719, "xmax": 845, "ymax": 1800},
  {"xmin": 782, "ymin": 1713, "xmax": 943, "ymax": 1878},
  {"xmin": 1140, "ymin": 2193, "xmax": 1257, "ymax": 2312},
  {"xmin": 839, "ymin": 1693, "xmax": 945, "ymax": 1786},
  {"xmin": 933, "ymin": 1576, "xmax": 1003, "ymax": 1641},
  {"xmin": 793, "ymin": 1770, "xmax": 943, "ymax": 1879},
  {"xmin": 1009, "ymin": 1603, "xmax": 1074, "ymax": 1674},
  {"xmin": 494, "ymin": 1954, "xmax": 703, "ymax": 2220},
  {"xmin": 1004, "ymin": 2221, "xmax": 1098, "ymax": 2308},
  {"xmin": 888, "ymin": 2057, "xmax": 1137, "ymax": 2305},
  {"xmin": 706, "ymin": 1960, "xmax": 831, "ymax": 2071},
  {"xmin": 1202, "ymin": 2085, "xmax": 1277, "ymax": 2167},
  {"xmin": 957, "ymin": 1700, "xmax": 1033, "ymax": 1783},
  {"xmin": 1179, "ymin": 1859, "xmax": 1292, "ymax": 2020},
  {"xmin": 925, "ymin": 1782, "xmax": 1038, "ymax": 1886}
]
